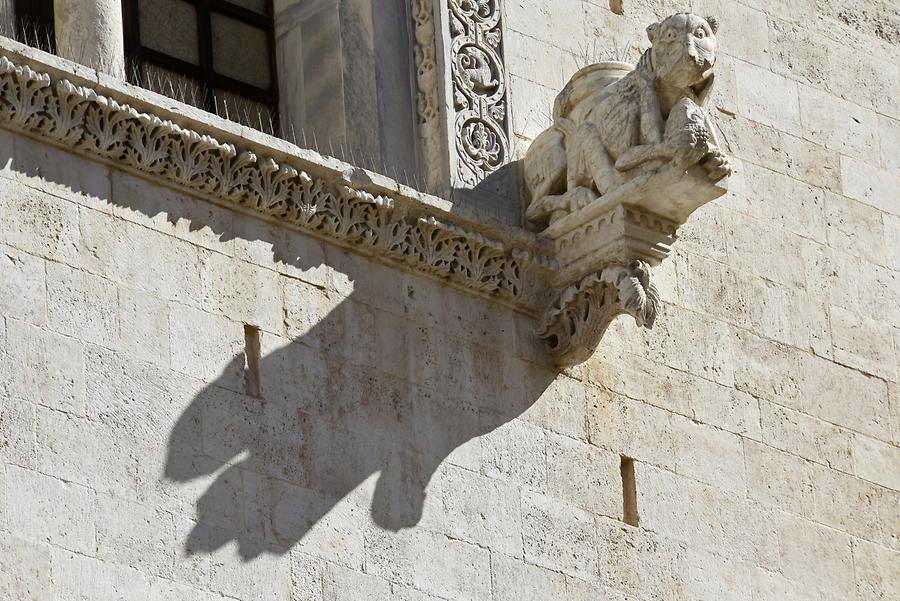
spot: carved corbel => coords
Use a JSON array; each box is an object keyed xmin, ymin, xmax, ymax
[
  {"xmin": 538, "ymin": 260, "xmax": 659, "ymax": 367},
  {"xmin": 523, "ymin": 13, "xmax": 732, "ymax": 367}
]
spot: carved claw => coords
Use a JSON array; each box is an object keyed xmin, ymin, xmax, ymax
[
  {"xmin": 701, "ymin": 147, "xmax": 732, "ymax": 181},
  {"xmin": 674, "ymin": 138, "xmax": 711, "ymax": 170},
  {"xmin": 537, "ymin": 261, "xmax": 660, "ymax": 367}
]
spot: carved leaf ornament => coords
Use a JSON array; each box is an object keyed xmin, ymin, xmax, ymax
[
  {"xmin": 537, "ymin": 261, "xmax": 659, "ymax": 367},
  {"xmin": 0, "ymin": 55, "xmax": 537, "ymax": 310}
]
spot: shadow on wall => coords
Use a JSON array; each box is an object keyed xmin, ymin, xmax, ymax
[
  {"xmin": 2, "ymin": 127, "xmax": 555, "ymax": 562},
  {"xmin": 164, "ymin": 250, "xmax": 555, "ymax": 560},
  {"xmin": 146, "ymin": 197, "xmax": 550, "ymax": 560},
  {"xmin": 448, "ymin": 161, "xmax": 524, "ymax": 227}
]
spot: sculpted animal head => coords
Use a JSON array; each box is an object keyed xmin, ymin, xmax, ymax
[{"xmin": 647, "ymin": 13, "xmax": 719, "ymax": 97}]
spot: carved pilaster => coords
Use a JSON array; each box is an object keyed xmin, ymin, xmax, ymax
[
  {"xmin": 446, "ymin": 0, "xmax": 510, "ymax": 187},
  {"xmin": 411, "ymin": 0, "xmax": 445, "ymax": 193},
  {"xmin": 411, "ymin": 0, "xmax": 512, "ymax": 193}
]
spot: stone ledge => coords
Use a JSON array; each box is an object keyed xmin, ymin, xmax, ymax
[{"xmin": 0, "ymin": 38, "xmax": 555, "ymax": 316}]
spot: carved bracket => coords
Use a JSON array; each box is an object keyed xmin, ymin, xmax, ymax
[
  {"xmin": 538, "ymin": 260, "xmax": 659, "ymax": 367},
  {"xmin": 524, "ymin": 13, "xmax": 732, "ymax": 367}
]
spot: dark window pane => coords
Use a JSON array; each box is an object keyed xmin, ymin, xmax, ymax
[
  {"xmin": 140, "ymin": 0, "xmax": 200, "ymax": 65},
  {"xmin": 4, "ymin": 0, "xmax": 56, "ymax": 53},
  {"xmin": 215, "ymin": 88, "xmax": 277, "ymax": 134},
  {"xmin": 139, "ymin": 63, "xmax": 207, "ymax": 108},
  {"xmin": 211, "ymin": 11, "xmax": 271, "ymax": 89},
  {"xmin": 222, "ymin": 0, "xmax": 268, "ymax": 14}
]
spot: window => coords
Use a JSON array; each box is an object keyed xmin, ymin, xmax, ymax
[
  {"xmin": 0, "ymin": 0, "xmax": 56, "ymax": 53},
  {"xmin": 123, "ymin": 0, "xmax": 278, "ymax": 134}
]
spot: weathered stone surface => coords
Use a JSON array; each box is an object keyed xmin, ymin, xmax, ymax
[
  {"xmin": 0, "ymin": 244, "xmax": 46, "ymax": 326},
  {"xmin": 1, "ymin": 319, "xmax": 85, "ymax": 415},
  {"xmin": 0, "ymin": 535, "xmax": 51, "ymax": 601},
  {"xmin": 46, "ymin": 260, "xmax": 119, "ymax": 349},
  {"xmin": 0, "ymin": 397, "xmax": 36, "ymax": 469},
  {"xmin": 840, "ymin": 155, "xmax": 900, "ymax": 217},
  {"xmin": 521, "ymin": 490, "xmax": 597, "ymax": 580},
  {"xmin": 0, "ymin": 178, "xmax": 80, "ymax": 265},
  {"xmin": 2, "ymin": 465, "xmax": 96, "ymax": 555},
  {"xmin": 852, "ymin": 434, "xmax": 900, "ymax": 490},
  {"xmin": 829, "ymin": 304, "xmax": 896, "ymax": 379},
  {"xmin": 490, "ymin": 552, "xmax": 567, "ymax": 601},
  {"xmin": 545, "ymin": 432, "xmax": 620, "ymax": 516},
  {"xmin": 759, "ymin": 400, "xmax": 854, "ymax": 471},
  {"xmin": 853, "ymin": 538, "xmax": 900, "ymax": 601},
  {"xmin": 118, "ymin": 286, "xmax": 171, "ymax": 367},
  {"xmin": 777, "ymin": 514, "xmax": 856, "ymax": 599},
  {"xmin": 440, "ymin": 465, "xmax": 523, "ymax": 557},
  {"xmin": 52, "ymin": 547, "xmax": 150, "ymax": 601},
  {"xmin": 0, "ymin": 4, "xmax": 897, "ymax": 600},
  {"xmin": 736, "ymin": 61, "xmax": 802, "ymax": 136}
]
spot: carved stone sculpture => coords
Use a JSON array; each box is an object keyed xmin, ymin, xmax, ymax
[{"xmin": 523, "ymin": 13, "xmax": 732, "ymax": 367}]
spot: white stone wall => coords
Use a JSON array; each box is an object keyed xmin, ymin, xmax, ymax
[
  {"xmin": 0, "ymin": 1, "xmax": 898, "ymax": 600},
  {"xmin": 506, "ymin": 1, "xmax": 900, "ymax": 599}
]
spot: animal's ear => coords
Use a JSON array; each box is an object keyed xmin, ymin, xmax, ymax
[
  {"xmin": 646, "ymin": 22, "xmax": 660, "ymax": 43},
  {"xmin": 705, "ymin": 15, "xmax": 720, "ymax": 34}
]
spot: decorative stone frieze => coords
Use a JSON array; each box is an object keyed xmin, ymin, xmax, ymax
[
  {"xmin": 0, "ymin": 46, "xmax": 554, "ymax": 318},
  {"xmin": 524, "ymin": 13, "xmax": 732, "ymax": 366}
]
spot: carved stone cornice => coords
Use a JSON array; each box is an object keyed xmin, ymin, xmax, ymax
[{"xmin": 0, "ymin": 43, "xmax": 554, "ymax": 318}]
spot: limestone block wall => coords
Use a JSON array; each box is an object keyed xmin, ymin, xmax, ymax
[
  {"xmin": 0, "ymin": 2, "xmax": 898, "ymax": 601},
  {"xmin": 505, "ymin": 0, "xmax": 900, "ymax": 599}
]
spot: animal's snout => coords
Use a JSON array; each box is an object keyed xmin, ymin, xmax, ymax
[{"xmin": 689, "ymin": 47, "xmax": 715, "ymax": 70}]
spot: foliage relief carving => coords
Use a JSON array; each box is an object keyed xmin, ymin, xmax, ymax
[{"xmin": 0, "ymin": 55, "xmax": 540, "ymax": 311}]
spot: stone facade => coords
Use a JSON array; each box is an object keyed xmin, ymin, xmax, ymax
[{"xmin": 1, "ymin": 2, "xmax": 899, "ymax": 601}]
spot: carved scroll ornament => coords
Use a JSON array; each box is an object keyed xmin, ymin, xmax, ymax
[
  {"xmin": 448, "ymin": 0, "xmax": 510, "ymax": 186},
  {"xmin": 524, "ymin": 13, "xmax": 732, "ymax": 366}
]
